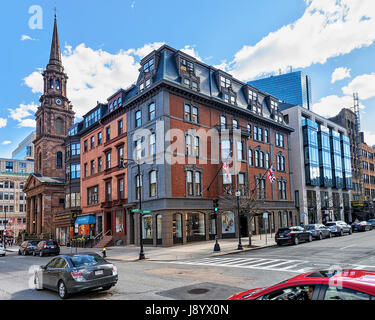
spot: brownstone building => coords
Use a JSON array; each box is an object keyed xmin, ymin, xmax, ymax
[
  {"xmin": 24, "ymin": 15, "xmax": 74, "ymax": 237},
  {"xmin": 360, "ymin": 141, "xmax": 375, "ymax": 201}
]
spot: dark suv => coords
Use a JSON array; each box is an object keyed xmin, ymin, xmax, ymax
[
  {"xmin": 275, "ymin": 226, "xmax": 313, "ymax": 246},
  {"xmin": 18, "ymin": 240, "xmax": 40, "ymax": 256},
  {"xmin": 33, "ymin": 240, "xmax": 60, "ymax": 257}
]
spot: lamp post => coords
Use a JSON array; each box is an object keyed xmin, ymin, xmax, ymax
[
  {"xmin": 236, "ymin": 191, "xmax": 243, "ymax": 250},
  {"xmin": 3, "ymin": 206, "xmax": 7, "ymax": 250},
  {"xmin": 119, "ymin": 157, "xmax": 145, "ymax": 260}
]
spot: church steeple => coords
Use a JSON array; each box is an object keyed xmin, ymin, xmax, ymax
[{"xmin": 47, "ymin": 11, "xmax": 63, "ymax": 72}]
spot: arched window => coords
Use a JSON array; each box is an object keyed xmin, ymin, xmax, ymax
[
  {"xmin": 56, "ymin": 80, "xmax": 60, "ymax": 90},
  {"xmin": 56, "ymin": 118, "xmax": 64, "ymax": 135},
  {"xmin": 50, "ymin": 79, "xmax": 54, "ymax": 89},
  {"xmin": 56, "ymin": 152, "xmax": 63, "ymax": 169}
]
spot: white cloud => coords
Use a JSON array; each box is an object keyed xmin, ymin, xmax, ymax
[
  {"xmin": 22, "ymin": 42, "xmax": 199, "ymax": 118},
  {"xmin": 331, "ymin": 67, "xmax": 351, "ymax": 83},
  {"xmin": 180, "ymin": 45, "xmax": 203, "ymax": 62},
  {"xmin": 2, "ymin": 141, "xmax": 11, "ymax": 145},
  {"xmin": 131, "ymin": 1, "xmax": 135, "ymax": 9},
  {"xmin": 312, "ymin": 94, "xmax": 358, "ymax": 117},
  {"xmin": 362, "ymin": 131, "xmax": 375, "ymax": 146},
  {"xmin": 21, "ymin": 34, "xmax": 36, "ymax": 41},
  {"xmin": 8, "ymin": 103, "xmax": 38, "ymax": 127},
  {"xmin": 0, "ymin": 118, "xmax": 7, "ymax": 128},
  {"xmin": 228, "ymin": 0, "xmax": 375, "ymax": 81},
  {"xmin": 342, "ymin": 73, "xmax": 375, "ymax": 100}
]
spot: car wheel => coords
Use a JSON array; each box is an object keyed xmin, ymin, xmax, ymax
[
  {"xmin": 18, "ymin": 250, "xmax": 21, "ymax": 255},
  {"xmin": 294, "ymin": 237, "xmax": 299, "ymax": 245},
  {"xmin": 277, "ymin": 242, "xmax": 282, "ymax": 246},
  {"xmin": 308, "ymin": 234, "xmax": 313, "ymax": 242},
  {"xmin": 58, "ymin": 281, "xmax": 69, "ymax": 299},
  {"xmin": 349, "ymin": 229, "xmax": 352, "ymax": 235},
  {"xmin": 319, "ymin": 233, "xmax": 323, "ymax": 240},
  {"xmin": 340, "ymin": 230, "xmax": 344, "ymax": 237},
  {"xmin": 39, "ymin": 251, "xmax": 43, "ymax": 257},
  {"xmin": 102, "ymin": 285, "xmax": 112, "ymax": 291},
  {"xmin": 329, "ymin": 232, "xmax": 332, "ymax": 238},
  {"xmin": 33, "ymin": 251, "xmax": 36, "ymax": 256},
  {"xmin": 22, "ymin": 250, "xmax": 26, "ymax": 256}
]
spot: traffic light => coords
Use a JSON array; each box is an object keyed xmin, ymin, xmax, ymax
[{"xmin": 213, "ymin": 199, "xmax": 219, "ymax": 212}]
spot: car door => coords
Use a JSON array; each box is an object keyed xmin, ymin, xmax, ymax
[
  {"xmin": 49, "ymin": 258, "xmax": 68, "ymax": 290},
  {"xmin": 43, "ymin": 258, "xmax": 59, "ymax": 289},
  {"xmin": 257, "ymin": 284, "xmax": 320, "ymax": 300}
]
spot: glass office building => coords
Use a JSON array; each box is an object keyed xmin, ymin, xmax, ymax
[{"xmin": 249, "ymin": 71, "xmax": 312, "ymax": 110}]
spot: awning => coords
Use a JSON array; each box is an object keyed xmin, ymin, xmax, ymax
[{"xmin": 75, "ymin": 215, "xmax": 96, "ymax": 226}]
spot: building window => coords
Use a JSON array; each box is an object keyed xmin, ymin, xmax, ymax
[
  {"xmin": 118, "ymin": 96, "xmax": 122, "ymax": 107},
  {"xmin": 265, "ymin": 129, "xmax": 269, "ymax": 143},
  {"xmin": 265, "ymin": 153, "xmax": 270, "ymax": 169},
  {"xmin": 106, "ymin": 152, "xmax": 111, "ymax": 169},
  {"xmin": 113, "ymin": 100, "xmax": 117, "ymax": 110},
  {"xmin": 187, "ymin": 171, "xmax": 193, "ymax": 196},
  {"xmin": 135, "ymin": 110, "xmax": 142, "ymax": 127},
  {"xmin": 106, "ymin": 181, "xmax": 111, "ymax": 202},
  {"xmin": 220, "ymin": 115, "xmax": 227, "ymax": 129},
  {"xmin": 149, "ymin": 133, "xmax": 156, "ymax": 156},
  {"xmin": 106, "ymin": 127, "xmax": 111, "ymax": 141},
  {"xmin": 56, "ymin": 152, "xmax": 63, "ymax": 169},
  {"xmin": 5, "ymin": 162, "xmax": 13, "ymax": 172},
  {"xmin": 56, "ymin": 118, "xmax": 64, "ymax": 135},
  {"xmin": 185, "ymin": 135, "xmax": 193, "ymax": 156},
  {"xmin": 192, "ymin": 106, "xmax": 198, "ymax": 123},
  {"xmin": 255, "ymin": 150, "xmax": 259, "ymax": 167},
  {"xmin": 180, "ymin": 58, "xmax": 194, "ymax": 72},
  {"xmin": 194, "ymin": 136, "xmax": 200, "ymax": 157},
  {"xmin": 184, "ymin": 104, "xmax": 199, "ymax": 123},
  {"xmin": 150, "ymin": 170, "xmax": 157, "ymax": 197},
  {"xmin": 232, "ymin": 119, "xmax": 238, "ymax": 129},
  {"xmin": 118, "ymin": 178, "xmax": 124, "ymax": 199},
  {"xmin": 84, "ymin": 163, "xmax": 88, "ymax": 177},
  {"xmin": 259, "ymin": 151, "xmax": 264, "ymax": 168},
  {"xmin": 249, "ymin": 89, "xmax": 257, "ymax": 101},
  {"xmin": 98, "ymin": 132, "xmax": 102, "ymax": 145},
  {"xmin": 136, "ymin": 174, "xmax": 142, "ymax": 200},
  {"xmin": 70, "ymin": 164, "xmax": 80, "ymax": 179},
  {"xmin": 278, "ymin": 180, "xmax": 287, "ymax": 200},
  {"xmin": 220, "ymin": 76, "xmax": 231, "ymax": 88},
  {"xmin": 87, "ymin": 186, "xmax": 99, "ymax": 205},
  {"xmin": 194, "ymin": 172, "xmax": 202, "ymax": 196},
  {"xmin": 248, "ymin": 149, "xmax": 253, "ymax": 166},
  {"xmin": 90, "ymin": 160, "xmax": 95, "ymax": 175},
  {"xmin": 254, "ymin": 126, "xmax": 258, "ymax": 141},
  {"xmin": 50, "ymin": 79, "xmax": 54, "ymax": 88},
  {"xmin": 257, "ymin": 178, "xmax": 266, "ymax": 199},
  {"xmin": 84, "ymin": 140, "xmax": 88, "ymax": 152},
  {"xmin": 143, "ymin": 58, "xmax": 154, "ymax": 73},
  {"xmin": 90, "ymin": 136, "xmax": 95, "ymax": 149},
  {"xmin": 135, "ymin": 140, "xmax": 142, "ymax": 160},
  {"xmin": 118, "ymin": 120, "xmax": 123, "ymax": 135},
  {"xmin": 71, "ymin": 143, "xmax": 80, "ymax": 155},
  {"xmin": 118, "ymin": 146, "xmax": 124, "ymax": 166},
  {"xmin": 149, "ymin": 103, "xmax": 156, "ymax": 121},
  {"xmin": 237, "ymin": 141, "xmax": 244, "ymax": 161},
  {"xmin": 98, "ymin": 157, "xmax": 102, "ymax": 172},
  {"xmin": 239, "ymin": 173, "xmax": 246, "ymax": 195}
]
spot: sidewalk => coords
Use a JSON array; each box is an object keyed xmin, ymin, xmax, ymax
[
  {"xmin": 6, "ymin": 233, "xmax": 276, "ymax": 262},
  {"xmin": 61, "ymin": 233, "xmax": 277, "ymax": 262}
]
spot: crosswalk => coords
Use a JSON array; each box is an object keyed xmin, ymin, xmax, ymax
[{"xmin": 164, "ymin": 256, "xmax": 375, "ymax": 273}]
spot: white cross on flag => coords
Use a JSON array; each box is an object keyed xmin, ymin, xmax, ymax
[{"xmin": 267, "ymin": 166, "xmax": 276, "ymax": 183}]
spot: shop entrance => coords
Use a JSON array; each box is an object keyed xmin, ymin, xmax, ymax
[{"xmin": 240, "ymin": 215, "xmax": 248, "ymax": 237}]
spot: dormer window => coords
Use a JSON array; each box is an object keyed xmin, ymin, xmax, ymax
[
  {"xmin": 270, "ymin": 100, "xmax": 278, "ymax": 111},
  {"xmin": 113, "ymin": 100, "xmax": 117, "ymax": 110},
  {"xmin": 109, "ymin": 103, "xmax": 113, "ymax": 112},
  {"xmin": 220, "ymin": 76, "xmax": 231, "ymax": 89},
  {"xmin": 139, "ymin": 83, "xmax": 144, "ymax": 92},
  {"xmin": 144, "ymin": 58, "xmax": 154, "ymax": 73},
  {"xmin": 118, "ymin": 97, "xmax": 122, "ymax": 106},
  {"xmin": 249, "ymin": 90, "xmax": 257, "ymax": 101},
  {"xmin": 192, "ymin": 81, "xmax": 198, "ymax": 90},
  {"xmin": 146, "ymin": 79, "xmax": 151, "ymax": 88},
  {"xmin": 181, "ymin": 58, "xmax": 194, "ymax": 72},
  {"xmin": 184, "ymin": 78, "xmax": 190, "ymax": 86}
]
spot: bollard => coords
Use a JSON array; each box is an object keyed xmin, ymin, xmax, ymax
[
  {"xmin": 213, "ymin": 235, "xmax": 221, "ymax": 252},
  {"xmin": 102, "ymin": 247, "xmax": 107, "ymax": 258}
]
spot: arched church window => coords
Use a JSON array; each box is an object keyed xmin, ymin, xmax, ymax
[
  {"xmin": 56, "ymin": 80, "xmax": 60, "ymax": 90},
  {"xmin": 56, "ymin": 152, "xmax": 63, "ymax": 169},
  {"xmin": 56, "ymin": 118, "xmax": 64, "ymax": 135},
  {"xmin": 50, "ymin": 79, "xmax": 54, "ymax": 89}
]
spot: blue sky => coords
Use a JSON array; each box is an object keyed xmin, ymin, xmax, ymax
[{"xmin": 1, "ymin": 0, "xmax": 375, "ymax": 158}]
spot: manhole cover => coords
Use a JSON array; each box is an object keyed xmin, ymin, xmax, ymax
[{"xmin": 187, "ymin": 288, "xmax": 210, "ymax": 295}]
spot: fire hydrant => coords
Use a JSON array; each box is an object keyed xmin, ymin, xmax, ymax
[{"xmin": 102, "ymin": 247, "xmax": 107, "ymax": 258}]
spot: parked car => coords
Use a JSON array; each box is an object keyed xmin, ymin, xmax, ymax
[
  {"xmin": 0, "ymin": 244, "xmax": 5, "ymax": 256},
  {"xmin": 227, "ymin": 269, "xmax": 375, "ymax": 300},
  {"xmin": 18, "ymin": 240, "xmax": 41, "ymax": 256},
  {"xmin": 325, "ymin": 221, "xmax": 352, "ymax": 236},
  {"xmin": 367, "ymin": 219, "xmax": 375, "ymax": 229},
  {"xmin": 275, "ymin": 226, "xmax": 313, "ymax": 246},
  {"xmin": 34, "ymin": 253, "xmax": 118, "ymax": 299},
  {"xmin": 304, "ymin": 224, "xmax": 332, "ymax": 240},
  {"xmin": 33, "ymin": 240, "xmax": 60, "ymax": 257},
  {"xmin": 351, "ymin": 221, "xmax": 372, "ymax": 232}
]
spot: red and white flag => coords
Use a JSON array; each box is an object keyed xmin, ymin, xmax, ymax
[
  {"xmin": 223, "ymin": 162, "xmax": 230, "ymax": 179},
  {"xmin": 267, "ymin": 166, "xmax": 276, "ymax": 183}
]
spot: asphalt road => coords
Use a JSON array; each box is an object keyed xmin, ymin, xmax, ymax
[{"xmin": 0, "ymin": 229, "xmax": 374, "ymax": 300}]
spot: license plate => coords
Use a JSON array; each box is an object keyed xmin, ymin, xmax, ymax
[
  {"xmin": 50, "ymin": 246, "xmax": 55, "ymax": 248},
  {"xmin": 95, "ymin": 270, "xmax": 104, "ymax": 276},
  {"xmin": 279, "ymin": 235, "xmax": 284, "ymax": 238}
]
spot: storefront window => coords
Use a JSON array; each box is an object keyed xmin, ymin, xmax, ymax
[
  {"xmin": 209, "ymin": 215, "xmax": 217, "ymax": 236},
  {"xmin": 221, "ymin": 211, "xmax": 235, "ymax": 234},
  {"xmin": 142, "ymin": 215, "xmax": 153, "ymax": 240},
  {"xmin": 173, "ymin": 213, "xmax": 183, "ymax": 240},
  {"xmin": 157, "ymin": 215, "xmax": 162, "ymax": 240},
  {"xmin": 115, "ymin": 211, "xmax": 124, "ymax": 234},
  {"xmin": 283, "ymin": 211, "xmax": 288, "ymax": 227},
  {"xmin": 186, "ymin": 213, "xmax": 205, "ymax": 238}
]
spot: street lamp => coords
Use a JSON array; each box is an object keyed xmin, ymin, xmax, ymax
[
  {"xmin": 119, "ymin": 157, "xmax": 145, "ymax": 260},
  {"xmin": 236, "ymin": 191, "xmax": 243, "ymax": 250},
  {"xmin": 3, "ymin": 206, "xmax": 7, "ymax": 250}
]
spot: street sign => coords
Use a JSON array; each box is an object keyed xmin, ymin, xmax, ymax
[
  {"xmin": 235, "ymin": 191, "xmax": 241, "ymax": 197},
  {"xmin": 131, "ymin": 209, "xmax": 140, "ymax": 213},
  {"xmin": 142, "ymin": 210, "xmax": 152, "ymax": 214},
  {"xmin": 301, "ymin": 212, "xmax": 306, "ymax": 218},
  {"xmin": 263, "ymin": 212, "xmax": 268, "ymax": 219}
]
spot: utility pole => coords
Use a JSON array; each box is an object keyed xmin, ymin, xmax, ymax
[
  {"xmin": 236, "ymin": 191, "xmax": 243, "ymax": 250},
  {"xmin": 3, "ymin": 206, "xmax": 7, "ymax": 250}
]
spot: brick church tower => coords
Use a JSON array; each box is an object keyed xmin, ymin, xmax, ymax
[
  {"xmin": 34, "ymin": 13, "xmax": 74, "ymax": 177},
  {"xmin": 24, "ymin": 13, "xmax": 74, "ymax": 237}
]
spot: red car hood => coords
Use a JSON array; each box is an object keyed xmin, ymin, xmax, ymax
[{"xmin": 226, "ymin": 287, "xmax": 266, "ymax": 300}]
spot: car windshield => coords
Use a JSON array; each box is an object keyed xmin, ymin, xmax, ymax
[
  {"xmin": 278, "ymin": 228, "xmax": 291, "ymax": 233},
  {"xmin": 47, "ymin": 241, "xmax": 55, "ymax": 245},
  {"xmin": 305, "ymin": 225, "xmax": 316, "ymax": 230},
  {"xmin": 325, "ymin": 223, "xmax": 336, "ymax": 226},
  {"xmin": 31, "ymin": 241, "xmax": 39, "ymax": 245},
  {"xmin": 306, "ymin": 270, "xmax": 346, "ymax": 278},
  {"xmin": 70, "ymin": 254, "xmax": 107, "ymax": 267}
]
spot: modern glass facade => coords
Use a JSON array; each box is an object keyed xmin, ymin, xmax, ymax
[
  {"xmin": 330, "ymin": 130, "xmax": 344, "ymax": 189},
  {"xmin": 341, "ymin": 135, "xmax": 353, "ymax": 190},
  {"xmin": 249, "ymin": 71, "xmax": 312, "ymax": 110},
  {"xmin": 302, "ymin": 118, "xmax": 320, "ymax": 186},
  {"xmin": 318, "ymin": 125, "xmax": 333, "ymax": 187}
]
